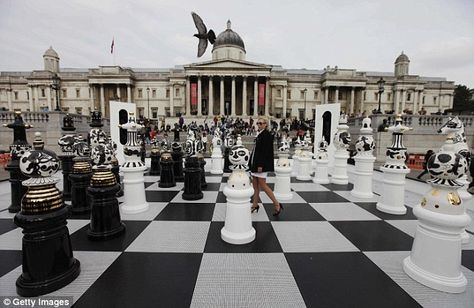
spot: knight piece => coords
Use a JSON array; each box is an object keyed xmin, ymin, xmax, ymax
[
  {"xmin": 274, "ymin": 134, "xmax": 293, "ymax": 200},
  {"xmin": 313, "ymin": 137, "xmax": 330, "ymax": 184},
  {"xmin": 120, "ymin": 113, "xmax": 149, "ymax": 214},
  {"xmin": 376, "ymin": 115, "xmax": 412, "ymax": 215},
  {"xmin": 403, "ymin": 139, "xmax": 471, "ymax": 293},
  {"xmin": 221, "ymin": 142, "xmax": 256, "ymax": 244},
  {"xmin": 4, "ymin": 111, "xmax": 32, "ymax": 213},
  {"xmin": 331, "ymin": 114, "xmax": 351, "ymax": 185},
  {"xmin": 58, "ymin": 113, "xmax": 77, "ymax": 201},
  {"xmin": 351, "ymin": 117, "xmax": 376, "ymax": 198},
  {"xmin": 15, "ymin": 132, "xmax": 80, "ymax": 296}
]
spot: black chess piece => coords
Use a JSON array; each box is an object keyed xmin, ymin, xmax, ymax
[
  {"xmin": 69, "ymin": 137, "xmax": 92, "ymax": 214},
  {"xmin": 183, "ymin": 156, "xmax": 203, "ymax": 200},
  {"xmin": 159, "ymin": 152, "xmax": 176, "ymax": 188},
  {"xmin": 199, "ymin": 155, "xmax": 207, "ymax": 189},
  {"xmin": 87, "ymin": 166, "xmax": 126, "ymax": 240},
  {"xmin": 149, "ymin": 147, "xmax": 161, "ymax": 176},
  {"xmin": 223, "ymin": 147, "xmax": 232, "ymax": 173},
  {"xmin": 111, "ymin": 157, "xmax": 124, "ymax": 197},
  {"xmin": 58, "ymin": 114, "xmax": 77, "ymax": 201},
  {"xmin": 172, "ymin": 142, "xmax": 184, "ymax": 182},
  {"xmin": 14, "ymin": 133, "xmax": 80, "ymax": 297},
  {"xmin": 4, "ymin": 112, "xmax": 32, "ymax": 213}
]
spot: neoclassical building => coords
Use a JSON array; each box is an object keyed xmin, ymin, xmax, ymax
[{"xmin": 0, "ymin": 21, "xmax": 455, "ymax": 120}]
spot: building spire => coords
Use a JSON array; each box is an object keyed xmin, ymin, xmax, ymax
[{"xmin": 227, "ymin": 20, "xmax": 231, "ymax": 29}]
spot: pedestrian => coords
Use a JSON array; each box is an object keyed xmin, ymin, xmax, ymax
[
  {"xmin": 417, "ymin": 149, "xmax": 434, "ymax": 180},
  {"xmin": 249, "ymin": 116, "xmax": 283, "ymax": 216}
]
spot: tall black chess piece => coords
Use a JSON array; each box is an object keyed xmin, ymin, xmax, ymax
[
  {"xmin": 4, "ymin": 111, "xmax": 32, "ymax": 213},
  {"xmin": 69, "ymin": 136, "xmax": 92, "ymax": 214},
  {"xmin": 15, "ymin": 132, "xmax": 80, "ymax": 296},
  {"xmin": 223, "ymin": 133, "xmax": 234, "ymax": 173},
  {"xmin": 58, "ymin": 113, "xmax": 76, "ymax": 201},
  {"xmin": 198, "ymin": 154, "xmax": 207, "ymax": 189},
  {"xmin": 191, "ymin": 11, "xmax": 216, "ymax": 57},
  {"xmin": 172, "ymin": 142, "xmax": 184, "ymax": 182},
  {"xmin": 182, "ymin": 130, "xmax": 203, "ymax": 200},
  {"xmin": 149, "ymin": 145, "xmax": 161, "ymax": 176},
  {"xmin": 159, "ymin": 151, "xmax": 176, "ymax": 188}
]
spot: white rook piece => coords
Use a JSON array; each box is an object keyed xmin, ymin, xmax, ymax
[
  {"xmin": 274, "ymin": 135, "xmax": 293, "ymax": 200},
  {"xmin": 351, "ymin": 117, "xmax": 376, "ymax": 198},
  {"xmin": 221, "ymin": 144, "xmax": 255, "ymax": 244},
  {"xmin": 313, "ymin": 137, "xmax": 330, "ymax": 184},
  {"xmin": 403, "ymin": 139, "xmax": 471, "ymax": 293},
  {"xmin": 210, "ymin": 127, "xmax": 223, "ymax": 174},
  {"xmin": 120, "ymin": 114, "xmax": 149, "ymax": 214},
  {"xmin": 331, "ymin": 114, "xmax": 351, "ymax": 184},
  {"xmin": 376, "ymin": 115, "xmax": 411, "ymax": 215}
]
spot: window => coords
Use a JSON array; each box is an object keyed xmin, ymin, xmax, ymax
[
  {"xmin": 433, "ymin": 97, "xmax": 437, "ymax": 104},
  {"xmin": 76, "ymin": 89, "xmax": 80, "ymax": 98},
  {"xmin": 41, "ymin": 88, "xmax": 45, "ymax": 97},
  {"xmin": 88, "ymin": 89, "xmax": 91, "ymax": 98},
  {"xmin": 277, "ymin": 89, "xmax": 282, "ymax": 98},
  {"xmin": 314, "ymin": 91, "xmax": 318, "ymax": 100},
  {"xmin": 75, "ymin": 107, "xmax": 82, "ymax": 114},
  {"xmin": 407, "ymin": 92, "xmax": 411, "ymax": 101},
  {"xmin": 152, "ymin": 89, "xmax": 156, "ymax": 98},
  {"xmin": 338, "ymin": 91, "xmax": 343, "ymax": 100},
  {"xmin": 138, "ymin": 107, "xmax": 144, "ymax": 117},
  {"xmin": 422, "ymin": 96, "xmax": 425, "ymax": 104},
  {"xmin": 387, "ymin": 93, "xmax": 392, "ymax": 101},
  {"xmin": 166, "ymin": 89, "xmax": 170, "ymax": 98},
  {"xmin": 138, "ymin": 89, "xmax": 143, "ymax": 98},
  {"xmin": 287, "ymin": 90, "xmax": 291, "ymax": 99},
  {"xmin": 62, "ymin": 107, "xmax": 69, "ymax": 112},
  {"xmin": 300, "ymin": 90, "xmax": 305, "ymax": 99},
  {"xmin": 374, "ymin": 93, "xmax": 378, "ymax": 101},
  {"xmin": 62, "ymin": 89, "xmax": 67, "ymax": 98},
  {"xmin": 152, "ymin": 108, "xmax": 158, "ymax": 119},
  {"xmin": 363, "ymin": 91, "xmax": 366, "ymax": 100},
  {"xmin": 26, "ymin": 91, "xmax": 29, "ymax": 100},
  {"xmin": 175, "ymin": 88, "xmax": 180, "ymax": 97},
  {"xmin": 14, "ymin": 91, "xmax": 18, "ymax": 100}
]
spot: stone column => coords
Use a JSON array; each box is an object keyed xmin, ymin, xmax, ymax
[
  {"xmin": 34, "ymin": 86, "xmax": 40, "ymax": 112},
  {"xmin": 394, "ymin": 90, "xmax": 400, "ymax": 114},
  {"xmin": 413, "ymin": 90, "xmax": 418, "ymax": 114},
  {"xmin": 242, "ymin": 76, "xmax": 247, "ymax": 116},
  {"xmin": 335, "ymin": 87, "xmax": 339, "ymax": 105},
  {"xmin": 90, "ymin": 85, "xmax": 95, "ymax": 109},
  {"xmin": 231, "ymin": 76, "xmax": 236, "ymax": 116},
  {"xmin": 265, "ymin": 78, "xmax": 270, "ymax": 116},
  {"xmin": 186, "ymin": 77, "xmax": 191, "ymax": 116},
  {"xmin": 401, "ymin": 90, "xmax": 406, "ymax": 113},
  {"xmin": 324, "ymin": 87, "xmax": 329, "ymax": 105},
  {"xmin": 360, "ymin": 89, "xmax": 365, "ymax": 113},
  {"xmin": 7, "ymin": 89, "xmax": 12, "ymax": 111},
  {"xmin": 127, "ymin": 85, "xmax": 131, "ymax": 103},
  {"xmin": 100, "ymin": 85, "xmax": 105, "ymax": 116},
  {"xmin": 438, "ymin": 93, "xmax": 443, "ymax": 109},
  {"xmin": 220, "ymin": 76, "xmax": 224, "ymax": 115},
  {"xmin": 208, "ymin": 77, "xmax": 214, "ymax": 116},
  {"xmin": 283, "ymin": 85, "xmax": 288, "ymax": 117},
  {"xmin": 169, "ymin": 83, "xmax": 174, "ymax": 117},
  {"xmin": 350, "ymin": 87, "xmax": 355, "ymax": 115},
  {"xmin": 449, "ymin": 94, "xmax": 454, "ymax": 109},
  {"xmin": 253, "ymin": 78, "xmax": 258, "ymax": 117},
  {"xmin": 28, "ymin": 87, "xmax": 33, "ymax": 111},
  {"xmin": 46, "ymin": 87, "xmax": 52, "ymax": 111},
  {"xmin": 197, "ymin": 76, "xmax": 202, "ymax": 116}
]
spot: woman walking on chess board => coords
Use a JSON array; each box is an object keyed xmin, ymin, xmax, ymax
[{"xmin": 249, "ymin": 116, "xmax": 283, "ymax": 216}]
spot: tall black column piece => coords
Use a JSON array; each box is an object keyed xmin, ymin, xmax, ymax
[
  {"xmin": 69, "ymin": 136, "xmax": 92, "ymax": 214},
  {"xmin": 172, "ymin": 142, "xmax": 184, "ymax": 182},
  {"xmin": 15, "ymin": 132, "xmax": 80, "ymax": 297},
  {"xmin": 159, "ymin": 152, "xmax": 176, "ymax": 188},
  {"xmin": 199, "ymin": 155, "xmax": 207, "ymax": 189},
  {"xmin": 183, "ymin": 156, "xmax": 203, "ymax": 200},
  {"xmin": 223, "ymin": 147, "xmax": 232, "ymax": 173},
  {"xmin": 58, "ymin": 113, "xmax": 77, "ymax": 201},
  {"xmin": 149, "ymin": 147, "xmax": 161, "ymax": 176},
  {"xmin": 4, "ymin": 111, "xmax": 32, "ymax": 213},
  {"xmin": 111, "ymin": 157, "xmax": 124, "ymax": 197}
]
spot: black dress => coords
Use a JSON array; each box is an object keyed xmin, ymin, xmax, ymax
[{"xmin": 249, "ymin": 129, "xmax": 275, "ymax": 173}]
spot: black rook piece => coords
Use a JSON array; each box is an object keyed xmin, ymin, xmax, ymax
[
  {"xmin": 183, "ymin": 156, "xmax": 203, "ymax": 200},
  {"xmin": 4, "ymin": 111, "xmax": 32, "ymax": 213},
  {"xmin": 159, "ymin": 152, "xmax": 176, "ymax": 188},
  {"xmin": 15, "ymin": 134, "xmax": 80, "ymax": 297},
  {"xmin": 172, "ymin": 142, "xmax": 184, "ymax": 182},
  {"xmin": 149, "ymin": 147, "xmax": 161, "ymax": 176}
]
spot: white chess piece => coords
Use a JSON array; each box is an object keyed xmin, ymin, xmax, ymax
[{"xmin": 351, "ymin": 117, "xmax": 376, "ymax": 198}]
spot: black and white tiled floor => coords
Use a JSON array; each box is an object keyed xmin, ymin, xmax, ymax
[{"xmin": 0, "ymin": 162, "xmax": 473, "ymax": 307}]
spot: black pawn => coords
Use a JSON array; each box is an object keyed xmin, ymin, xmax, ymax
[
  {"xmin": 183, "ymin": 156, "xmax": 203, "ymax": 200},
  {"xmin": 149, "ymin": 149, "xmax": 161, "ymax": 176},
  {"xmin": 87, "ymin": 166, "xmax": 126, "ymax": 240},
  {"xmin": 69, "ymin": 157, "xmax": 92, "ymax": 214},
  {"xmin": 199, "ymin": 156, "xmax": 207, "ymax": 189},
  {"xmin": 159, "ymin": 152, "xmax": 176, "ymax": 188},
  {"xmin": 223, "ymin": 147, "xmax": 232, "ymax": 173},
  {"xmin": 172, "ymin": 149, "xmax": 184, "ymax": 182}
]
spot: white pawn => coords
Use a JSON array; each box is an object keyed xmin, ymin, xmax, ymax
[
  {"xmin": 221, "ymin": 144, "xmax": 255, "ymax": 245},
  {"xmin": 297, "ymin": 140, "xmax": 313, "ymax": 181},
  {"xmin": 274, "ymin": 135, "xmax": 293, "ymax": 200},
  {"xmin": 351, "ymin": 117, "xmax": 376, "ymax": 198},
  {"xmin": 403, "ymin": 139, "xmax": 471, "ymax": 293},
  {"xmin": 313, "ymin": 137, "xmax": 330, "ymax": 184},
  {"xmin": 210, "ymin": 127, "xmax": 223, "ymax": 174},
  {"xmin": 331, "ymin": 114, "xmax": 350, "ymax": 184}
]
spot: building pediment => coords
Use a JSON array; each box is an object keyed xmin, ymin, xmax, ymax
[{"xmin": 184, "ymin": 59, "xmax": 270, "ymax": 71}]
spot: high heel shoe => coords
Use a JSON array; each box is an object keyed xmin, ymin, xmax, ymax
[
  {"xmin": 251, "ymin": 205, "xmax": 260, "ymax": 213},
  {"xmin": 273, "ymin": 203, "xmax": 284, "ymax": 216}
]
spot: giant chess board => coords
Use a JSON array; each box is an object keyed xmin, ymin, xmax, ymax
[{"xmin": 0, "ymin": 161, "xmax": 473, "ymax": 307}]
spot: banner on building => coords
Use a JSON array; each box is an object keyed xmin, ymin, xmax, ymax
[
  {"xmin": 258, "ymin": 84, "xmax": 265, "ymax": 106},
  {"xmin": 191, "ymin": 83, "xmax": 197, "ymax": 105}
]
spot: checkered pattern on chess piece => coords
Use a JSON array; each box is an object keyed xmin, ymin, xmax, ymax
[
  {"xmin": 313, "ymin": 137, "xmax": 330, "ymax": 184},
  {"xmin": 221, "ymin": 143, "xmax": 255, "ymax": 244},
  {"xmin": 274, "ymin": 135, "xmax": 293, "ymax": 200},
  {"xmin": 120, "ymin": 113, "xmax": 149, "ymax": 214},
  {"xmin": 15, "ymin": 132, "xmax": 80, "ymax": 297},
  {"xmin": 331, "ymin": 114, "xmax": 351, "ymax": 185},
  {"xmin": 69, "ymin": 135, "xmax": 93, "ymax": 214},
  {"xmin": 351, "ymin": 117, "xmax": 376, "ymax": 198},
  {"xmin": 58, "ymin": 114, "xmax": 77, "ymax": 201},
  {"xmin": 376, "ymin": 115, "xmax": 411, "ymax": 215},
  {"xmin": 403, "ymin": 138, "xmax": 471, "ymax": 293},
  {"xmin": 4, "ymin": 111, "xmax": 32, "ymax": 213}
]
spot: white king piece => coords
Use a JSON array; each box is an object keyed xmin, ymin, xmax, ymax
[
  {"xmin": 221, "ymin": 142, "xmax": 256, "ymax": 245},
  {"xmin": 403, "ymin": 138, "xmax": 471, "ymax": 293},
  {"xmin": 331, "ymin": 114, "xmax": 351, "ymax": 184},
  {"xmin": 376, "ymin": 115, "xmax": 411, "ymax": 215},
  {"xmin": 351, "ymin": 117, "xmax": 376, "ymax": 198},
  {"xmin": 119, "ymin": 113, "xmax": 149, "ymax": 214}
]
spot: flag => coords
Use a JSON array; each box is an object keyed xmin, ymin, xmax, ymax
[{"xmin": 110, "ymin": 38, "xmax": 115, "ymax": 54}]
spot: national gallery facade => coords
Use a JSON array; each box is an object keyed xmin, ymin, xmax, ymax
[{"xmin": 0, "ymin": 21, "xmax": 455, "ymax": 120}]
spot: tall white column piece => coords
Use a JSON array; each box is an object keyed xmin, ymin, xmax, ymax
[
  {"xmin": 210, "ymin": 127, "xmax": 223, "ymax": 174},
  {"xmin": 376, "ymin": 115, "xmax": 411, "ymax": 215},
  {"xmin": 274, "ymin": 136, "xmax": 293, "ymax": 200},
  {"xmin": 313, "ymin": 137, "xmax": 330, "ymax": 184},
  {"xmin": 403, "ymin": 140, "xmax": 471, "ymax": 293},
  {"xmin": 351, "ymin": 117, "xmax": 376, "ymax": 198},
  {"xmin": 291, "ymin": 143, "xmax": 302, "ymax": 177},
  {"xmin": 331, "ymin": 114, "xmax": 351, "ymax": 184},
  {"xmin": 221, "ymin": 145, "xmax": 255, "ymax": 244},
  {"xmin": 297, "ymin": 141, "xmax": 313, "ymax": 181},
  {"xmin": 120, "ymin": 113, "xmax": 149, "ymax": 214}
]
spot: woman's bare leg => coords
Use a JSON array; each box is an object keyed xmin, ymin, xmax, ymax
[
  {"xmin": 257, "ymin": 177, "xmax": 280, "ymax": 210},
  {"xmin": 251, "ymin": 176, "xmax": 260, "ymax": 209}
]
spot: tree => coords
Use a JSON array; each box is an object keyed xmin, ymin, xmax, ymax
[{"xmin": 452, "ymin": 85, "xmax": 474, "ymax": 114}]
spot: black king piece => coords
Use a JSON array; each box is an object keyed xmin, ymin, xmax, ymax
[
  {"xmin": 15, "ymin": 132, "xmax": 80, "ymax": 297},
  {"xmin": 4, "ymin": 111, "xmax": 32, "ymax": 213}
]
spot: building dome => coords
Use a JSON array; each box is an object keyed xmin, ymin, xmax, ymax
[
  {"xmin": 395, "ymin": 51, "xmax": 409, "ymax": 63},
  {"xmin": 212, "ymin": 20, "xmax": 245, "ymax": 52},
  {"xmin": 44, "ymin": 46, "xmax": 59, "ymax": 58}
]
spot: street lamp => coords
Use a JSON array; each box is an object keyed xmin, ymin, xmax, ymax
[
  {"xmin": 146, "ymin": 87, "xmax": 150, "ymax": 120},
  {"xmin": 303, "ymin": 88, "xmax": 307, "ymax": 120},
  {"xmin": 51, "ymin": 74, "xmax": 61, "ymax": 111},
  {"xmin": 377, "ymin": 77, "xmax": 385, "ymax": 114}
]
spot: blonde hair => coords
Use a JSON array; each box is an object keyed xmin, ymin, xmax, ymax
[{"xmin": 257, "ymin": 116, "xmax": 269, "ymax": 125}]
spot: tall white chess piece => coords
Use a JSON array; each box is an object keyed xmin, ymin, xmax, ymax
[
  {"xmin": 351, "ymin": 117, "xmax": 376, "ymax": 198},
  {"xmin": 331, "ymin": 114, "xmax": 350, "ymax": 184}
]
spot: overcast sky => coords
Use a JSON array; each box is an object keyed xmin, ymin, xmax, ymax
[{"xmin": 1, "ymin": 0, "xmax": 473, "ymax": 87}]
